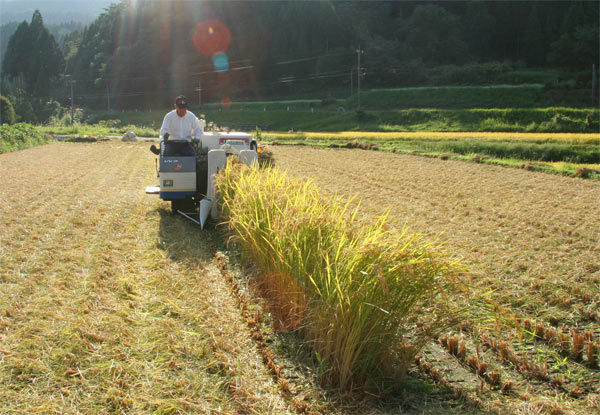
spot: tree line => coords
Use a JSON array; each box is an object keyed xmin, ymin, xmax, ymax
[{"xmin": 1, "ymin": 0, "xmax": 598, "ymax": 122}]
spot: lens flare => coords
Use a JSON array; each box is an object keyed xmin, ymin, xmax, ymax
[
  {"xmin": 193, "ymin": 19, "xmax": 231, "ymax": 57},
  {"xmin": 212, "ymin": 52, "xmax": 229, "ymax": 73},
  {"xmin": 221, "ymin": 97, "xmax": 232, "ymax": 109}
]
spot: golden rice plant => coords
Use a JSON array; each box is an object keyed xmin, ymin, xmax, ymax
[
  {"xmin": 269, "ymin": 131, "xmax": 600, "ymax": 145},
  {"xmin": 217, "ymin": 162, "xmax": 468, "ymax": 390}
]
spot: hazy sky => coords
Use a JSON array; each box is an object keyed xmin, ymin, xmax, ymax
[{"xmin": 0, "ymin": 0, "xmax": 114, "ymax": 25}]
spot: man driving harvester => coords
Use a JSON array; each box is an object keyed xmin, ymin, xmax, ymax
[{"xmin": 154, "ymin": 95, "xmax": 203, "ymax": 156}]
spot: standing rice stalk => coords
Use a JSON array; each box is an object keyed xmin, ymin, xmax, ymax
[{"xmin": 217, "ymin": 162, "xmax": 469, "ymax": 390}]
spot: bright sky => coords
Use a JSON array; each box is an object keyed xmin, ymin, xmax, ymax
[{"xmin": 0, "ymin": 0, "xmax": 114, "ymax": 25}]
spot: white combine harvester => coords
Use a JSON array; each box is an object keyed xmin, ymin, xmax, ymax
[{"xmin": 145, "ymin": 131, "xmax": 258, "ymax": 228}]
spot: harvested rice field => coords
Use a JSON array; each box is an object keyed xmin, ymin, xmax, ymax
[
  {"xmin": 0, "ymin": 142, "xmax": 294, "ymax": 414},
  {"xmin": 1, "ymin": 141, "xmax": 598, "ymax": 414},
  {"xmin": 272, "ymin": 145, "xmax": 600, "ymax": 414}
]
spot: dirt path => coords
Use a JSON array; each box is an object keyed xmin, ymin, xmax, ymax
[{"xmin": 0, "ymin": 142, "xmax": 290, "ymax": 414}]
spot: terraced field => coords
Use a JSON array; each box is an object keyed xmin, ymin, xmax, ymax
[{"xmin": 1, "ymin": 141, "xmax": 598, "ymax": 414}]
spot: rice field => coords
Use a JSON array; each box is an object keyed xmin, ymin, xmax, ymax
[
  {"xmin": 0, "ymin": 142, "xmax": 292, "ymax": 414},
  {"xmin": 1, "ymin": 140, "xmax": 598, "ymax": 414},
  {"xmin": 217, "ymin": 163, "xmax": 469, "ymax": 391},
  {"xmin": 268, "ymin": 131, "xmax": 600, "ymax": 145},
  {"xmin": 265, "ymin": 131, "xmax": 600, "ymax": 178},
  {"xmin": 271, "ymin": 145, "xmax": 600, "ymax": 415}
]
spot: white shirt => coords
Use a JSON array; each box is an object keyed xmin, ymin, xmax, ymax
[{"xmin": 160, "ymin": 110, "xmax": 203, "ymax": 141}]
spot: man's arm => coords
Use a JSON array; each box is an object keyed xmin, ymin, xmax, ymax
[
  {"xmin": 160, "ymin": 112, "xmax": 170, "ymax": 140},
  {"xmin": 191, "ymin": 116, "xmax": 203, "ymax": 139}
]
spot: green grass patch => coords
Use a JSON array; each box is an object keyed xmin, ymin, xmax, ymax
[
  {"xmin": 265, "ymin": 132, "xmax": 600, "ymax": 163},
  {"xmin": 217, "ymin": 162, "xmax": 469, "ymax": 390},
  {"xmin": 199, "ymin": 107, "xmax": 598, "ymax": 134},
  {"xmin": 356, "ymin": 84, "xmax": 546, "ymax": 109},
  {"xmin": 39, "ymin": 120, "xmax": 159, "ymax": 138},
  {"xmin": 374, "ymin": 108, "xmax": 599, "ymax": 133},
  {"xmin": 60, "ymin": 84, "xmax": 598, "ymax": 134},
  {"xmin": 0, "ymin": 123, "xmax": 49, "ymax": 153},
  {"xmin": 404, "ymin": 140, "xmax": 599, "ymax": 164},
  {"xmin": 262, "ymin": 131, "xmax": 600, "ymax": 178}
]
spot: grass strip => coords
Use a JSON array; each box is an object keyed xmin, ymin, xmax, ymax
[
  {"xmin": 217, "ymin": 162, "xmax": 470, "ymax": 391},
  {"xmin": 263, "ymin": 132, "xmax": 600, "ymax": 178},
  {"xmin": 267, "ymin": 131, "xmax": 600, "ymax": 145},
  {"xmin": 38, "ymin": 123, "xmax": 159, "ymax": 138},
  {"xmin": 0, "ymin": 123, "xmax": 49, "ymax": 153}
]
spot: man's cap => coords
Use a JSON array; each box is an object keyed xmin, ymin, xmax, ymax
[{"xmin": 175, "ymin": 95, "xmax": 188, "ymax": 108}]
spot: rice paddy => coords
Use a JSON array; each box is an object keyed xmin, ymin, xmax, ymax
[
  {"xmin": 1, "ymin": 140, "xmax": 598, "ymax": 414},
  {"xmin": 271, "ymin": 145, "xmax": 600, "ymax": 415},
  {"xmin": 264, "ymin": 131, "xmax": 600, "ymax": 177},
  {"xmin": 268, "ymin": 131, "xmax": 600, "ymax": 145},
  {"xmin": 0, "ymin": 142, "xmax": 292, "ymax": 414}
]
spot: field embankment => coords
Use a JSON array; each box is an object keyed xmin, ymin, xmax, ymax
[
  {"xmin": 201, "ymin": 106, "xmax": 599, "ymax": 134},
  {"xmin": 57, "ymin": 85, "xmax": 599, "ymax": 134}
]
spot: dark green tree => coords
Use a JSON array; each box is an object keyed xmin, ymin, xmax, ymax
[
  {"xmin": 403, "ymin": 4, "xmax": 468, "ymax": 65},
  {"xmin": 548, "ymin": 24, "xmax": 600, "ymax": 69},
  {"xmin": 523, "ymin": 5, "xmax": 545, "ymax": 66},
  {"xmin": 0, "ymin": 95, "xmax": 16, "ymax": 125},
  {"xmin": 462, "ymin": 1, "xmax": 495, "ymax": 60},
  {"xmin": 2, "ymin": 10, "xmax": 65, "ymax": 97},
  {"xmin": 547, "ymin": 1, "xmax": 599, "ymax": 69},
  {"xmin": 2, "ymin": 21, "xmax": 31, "ymax": 85}
]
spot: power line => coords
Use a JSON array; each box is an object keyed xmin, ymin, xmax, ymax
[
  {"xmin": 63, "ymin": 48, "xmax": 354, "ymax": 84},
  {"xmin": 60, "ymin": 48, "xmax": 363, "ymax": 105}
]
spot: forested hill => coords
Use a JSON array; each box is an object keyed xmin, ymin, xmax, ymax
[{"xmin": 1, "ymin": 0, "xmax": 599, "ymax": 110}]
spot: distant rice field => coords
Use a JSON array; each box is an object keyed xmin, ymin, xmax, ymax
[
  {"xmin": 269, "ymin": 131, "xmax": 600, "ymax": 144},
  {"xmin": 272, "ymin": 144, "xmax": 600, "ymax": 415}
]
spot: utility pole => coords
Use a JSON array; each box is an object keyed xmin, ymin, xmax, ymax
[
  {"xmin": 196, "ymin": 78, "xmax": 202, "ymax": 105},
  {"xmin": 592, "ymin": 64, "xmax": 597, "ymax": 105},
  {"xmin": 350, "ymin": 69, "xmax": 353, "ymax": 98},
  {"xmin": 68, "ymin": 79, "xmax": 76, "ymax": 124},
  {"xmin": 356, "ymin": 45, "xmax": 363, "ymax": 110},
  {"xmin": 106, "ymin": 83, "xmax": 110, "ymax": 112}
]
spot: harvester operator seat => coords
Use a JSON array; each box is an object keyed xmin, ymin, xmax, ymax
[{"xmin": 162, "ymin": 140, "xmax": 195, "ymax": 157}]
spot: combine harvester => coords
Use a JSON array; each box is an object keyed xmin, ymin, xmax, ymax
[{"xmin": 145, "ymin": 131, "xmax": 259, "ymax": 228}]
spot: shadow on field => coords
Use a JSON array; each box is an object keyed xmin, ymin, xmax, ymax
[
  {"xmin": 276, "ymin": 330, "xmax": 488, "ymax": 414},
  {"xmin": 155, "ymin": 206, "xmax": 215, "ymax": 264},
  {"xmin": 153, "ymin": 206, "xmax": 487, "ymax": 415}
]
